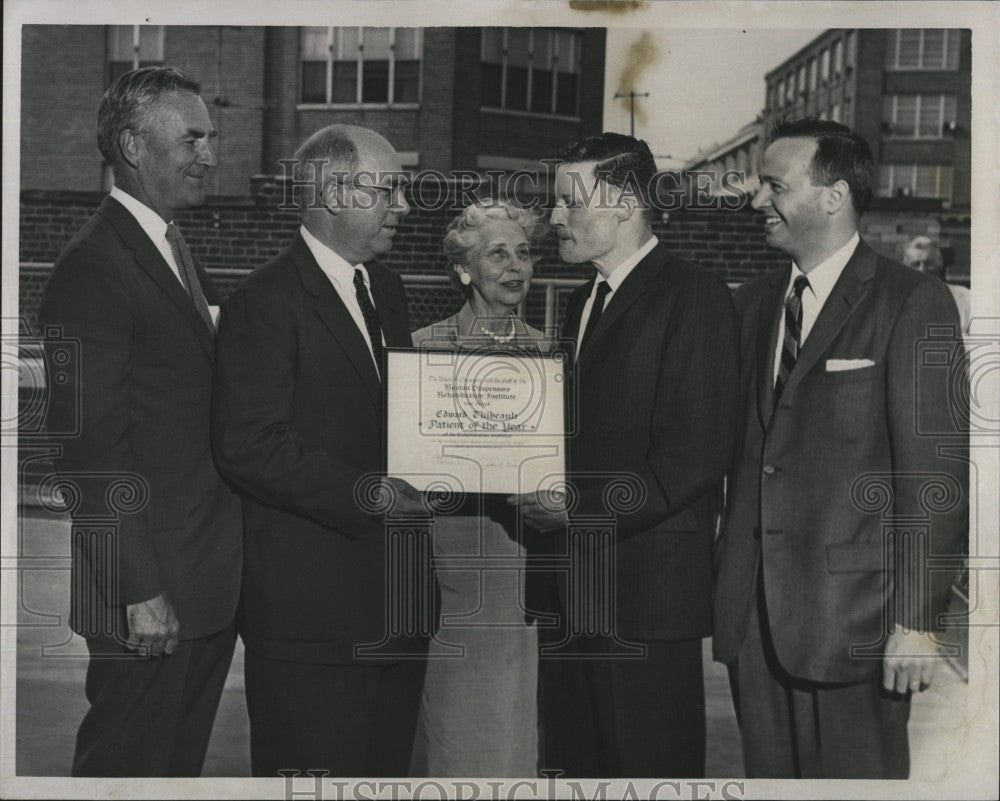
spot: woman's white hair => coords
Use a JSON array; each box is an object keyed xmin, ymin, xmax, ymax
[{"xmin": 442, "ymin": 201, "xmax": 549, "ymax": 287}]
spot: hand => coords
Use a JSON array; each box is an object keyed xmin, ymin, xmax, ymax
[
  {"xmin": 507, "ymin": 490, "xmax": 568, "ymax": 532},
  {"xmin": 882, "ymin": 625, "xmax": 940, "ymax": 695},
  {"xmin": 125, "ymin": 593, "xmax": 180, "ymax": 657},
  {"xmin": 380, "ymin": 477, "xmax": 427, "ymax": 516}
]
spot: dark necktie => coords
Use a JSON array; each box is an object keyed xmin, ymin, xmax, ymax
[
  {"xmin": 578, "ymin": 280, "xmax": 612, "ymax": 355},
  {"xmin": 353, "ymin": 267, "xmax": 385, "ymax": 376},
  {"xmin": 774, "ymin": 274, "xmax": 811, "ymax": 399},
  {"xmin": 165, "ymin": 223, "xmax": 214, "ymax": 335}
]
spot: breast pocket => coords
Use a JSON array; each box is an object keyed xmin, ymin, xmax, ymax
[{"xmin": 809, "ymin": 364, "xmax": 881, "ymax": 444}]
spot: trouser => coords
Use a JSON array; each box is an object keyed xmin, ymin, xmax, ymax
[
  {"xmin": 72, "ymin": 623, "xmax": 236, "ymax": 777},
  {"xmin": 244, "ymin": 651, "xmax": 427, "ymax": 777},
  {"xmin": 729, "ymin": 571, "xmax": 910, "ymax": 779}
]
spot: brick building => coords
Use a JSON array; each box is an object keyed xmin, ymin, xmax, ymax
[
  {"xmin": 686, "ymin": 28, "xmax": 971, "ymax": 280},
  {"xmin": 20, "ymin": 24, "xmax": 607, "ymax": 195}
]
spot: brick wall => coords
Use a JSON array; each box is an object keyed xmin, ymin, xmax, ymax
[{"xmin": 19, "ymin": 178, "xmax": 964, "ymax": 333}]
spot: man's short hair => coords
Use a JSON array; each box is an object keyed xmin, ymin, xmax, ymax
[
  {"xmin": 557, "ymin": 132, "xmax": 657, "ymax": 220},
  {"xmin": 97, "ymin": 66, "xmax": 201, "ymax": 165},
  {"xmin": 768, "ymin": 117, "xmax": 875, "ymax": 215}
]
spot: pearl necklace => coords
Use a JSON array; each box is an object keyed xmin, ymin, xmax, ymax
[{"xmin": 478, "ymin": 314, "xmax": 517, "ymax": 344}]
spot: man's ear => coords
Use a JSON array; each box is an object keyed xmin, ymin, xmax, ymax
[
  {"xmin": 118, "ymin": 130, "xmax": 142, "ymax": 170},
  {"xmin": 322, "ymin": 177, "xmax": 348, "ymax": 215},
  {"xmin": 823, "ymin": 179, "xmax": 852, "ymax": 215}
]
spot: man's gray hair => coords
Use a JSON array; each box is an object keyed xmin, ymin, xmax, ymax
[{"xmin": 97, "ymin": 66, "xmax": 201, "ymax": 165}]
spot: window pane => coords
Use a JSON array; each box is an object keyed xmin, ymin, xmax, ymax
[
  {"xmin": 394, "ymin": 60, "xmax": 419, "ymax": 103},
  {"xmin": 885, "ymin": 30, "xmax": 898, "ymax": 68},
  {"xmin": 482, "ymin": 28, "xmax": 503, "ymax": 63},
  {"xmin": 362, "ymin": 59, "xmax": 389, "ymax": 102},
  {"xmin": 302, "ymin": 27, "xmax": 328, "ymax": 59},
  {"xmin": 832, "ymin": 40, "xmax": 842, "ymax": 75},
  {"xmin": 797, "ymin": 65, "xmax": 806, "ymax": 93},
  {"xmin": 394, "ymin": 28, "xmax": 420, "ymax": 61},
  {"xmin": 336, "ymin": 27, "xmax": 360, "ymax": 61},
  {"xmin": 895, "ymin": 95, "xmax": 917, "ymax": 136},
  {"xmin": 915, "ymin": 165, "xmax": 938, "ymax": 196},
  {"xmin": 555, "ymin": 72, "xmax": 577, "ymax": 116},
  {"xmin": 301, "ymin": 61, "xmax": 326, "ymax": 103},
  {"xmin": 945, "ymin": 30, "xmax": 960, "ymax": 69},
  {"xmin": 331, "ymin": 62, "xmax": 357, "ymax": 103},
  {"xmin": 555, "ymin": 31, "xmax": 578, "ymax": 73},
  {"xmin": 363, "ymin": 28, "xmax": 391, "ymax": 61},
  {"xmin": 877, "ymin": 165, "xmax": 892, "ymax": 196},
  {"xmin": 506, "ymin": 28, "xmax": 530, "ymax": 110},
  {"xmin": 898, "ymin": 30, "xmax": 920, "ymax": 67},
  {"xmin": 108, "ymin": 25, "xmax": 135, "ymax": 61},
  {"xmin": 918, "ymin": 95, "xmax": 941, "ymax": 137},
  {"xmin": 531, "ymin": 30, "xmax": 554, "ymax": 113},
  {"xmin": 820, "ymin": 49, "xmax": 829, "ymax": 81},
  {"xmin": 921, "ymin": 29, "xmax": 944, "ymax": 68},
  {"xmin": 481, "ymin": 62, "xmax": 502, "ymax": 107},
  {"xmin": 831, "ymin": 103, "xmax": 840, "ymax": 122},
  {"xmin": 943, "ymin": 94, "xmax": 958, "ymax": 125},
  {"xmin": 808, "ymin": 58, "xmax": 816, "ymax": 90},
  {"xmin": 845, "ymin": 32, "xmax": 855, "ymax": 67},
  {"xmin": 786, "ymin": 73, "xmax": 794, "ymax": 100},
  {"xmin": 137, "ymin": 25, "xmax": 163, "ymax": 61}
]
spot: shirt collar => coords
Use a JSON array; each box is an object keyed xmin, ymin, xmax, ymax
[
  {"xmin": 595, "ymin": 235, "xmax": 658, "ymax": 293},
  {"xmin": 109, "ymin": 185, "xmax": 169, "ymax": 243},
  {"xmin": 300, "ymin": 224, "xmax": 368, "ymax": 287},
  {"xmin": 788, "ymin": 231, "xmax": 860, "ymax": 306}
]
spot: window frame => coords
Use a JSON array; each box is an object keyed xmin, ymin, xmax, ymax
[
  {"xmin": 885, "ymin": 29, "xmax": 961, "ymax": 71},
  {"xmin": 298, "ymin": 27, "xmax": 424, "ymax": 109},
  {"xmin": 107, "ymin": 24, "xmax": 165, "ymax": 81},
  {"xmin": 878, "ymin": 162, "xmax": 954, "ymax": 204},
  {"xmin": 883, "ymin": 93, "xmax": 959, "ymax": 140},
  {"xmin": 479, "ymin": 27, "xmax": 583, "ymax": 120}
]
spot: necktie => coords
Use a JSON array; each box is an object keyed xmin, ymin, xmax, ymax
[
  {"xmin": 578, "ymin": 280, "xmax": 612, "ymax": 355},
  {"xmin": 165, "ymin": 223, "xmax": 215, "ymax": 335},
  {"xmin": 353, "ymin": 267, "xmax": 385, "ymax": 376},
  {"xmin": 774, "ymin": 274, "xmax": 811, "ymax": 399}
]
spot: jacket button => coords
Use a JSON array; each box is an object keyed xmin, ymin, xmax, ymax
[
  {"xmin": 752, "ymin": 528, "xmax": 761, "ymax": 540},
  {"xmin": 763, "ymin": 465, "xmax": 776, "ymax": 475}
]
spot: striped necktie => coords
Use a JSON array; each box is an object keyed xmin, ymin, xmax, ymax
[
  {"xmin": 165, "ymin": 223, "xmax": 214, "ymax": 335},
  {"xmin": 774, "ymin": 275, "xmax": 810, "ymax": 400}
]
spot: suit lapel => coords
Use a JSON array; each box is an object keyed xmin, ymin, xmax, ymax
[
  {"xmin": 777, "ymin": 242, "xmax": 876, "ymax": 403},
  {"xmin": 98, "ymin": 197, "xmax": 215, "ymax": 360},
  {"xmin": 368, "ymin": 265, "xmax": 411, "ymax": 348},
  {"xmin": 291, "ymin": 235, "xmax": 381, "ymax": 403},
  {"xmin": 755, "ymin": 266, "xmax": 791, "ymax": 429}
]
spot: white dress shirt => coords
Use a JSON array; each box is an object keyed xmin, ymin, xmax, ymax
[
  {"xmin": 575, "ymin": 236, "xmax": 658, "ymax": 358},
  {"xmin": 110, "ymin": 185, "xmax": 184, "ymax": 285},
  {"xmin": 773, "ymin": 231, "xmax": 860, "ymax": 385},
  {"xmin": 300, "ymin": 224, "xmax": 384, "ymax": 370}
]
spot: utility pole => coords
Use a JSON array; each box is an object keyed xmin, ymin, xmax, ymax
[{"xmin": 614, "ymin": 90, "xmax": 649, "ymax": 138}]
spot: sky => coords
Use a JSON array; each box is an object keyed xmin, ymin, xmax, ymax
[{"xmin": 603, "ymin": 28, "xmax": 824, "ymax": 167}]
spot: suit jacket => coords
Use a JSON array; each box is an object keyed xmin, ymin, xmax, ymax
[
  {"xmin": 712, "ymin": 241, "xmax": 968, "ymax": 683},
  {"xmin": 211, "ymin": 233, "xmax": 414, "ymax": 664},
  {"xmin": 39, "ymin": 196, "xmax": 243, "ymax": 642},
  {"xmin": 539, "ymin": 242, "xmax": 740, "ymax": 641}
]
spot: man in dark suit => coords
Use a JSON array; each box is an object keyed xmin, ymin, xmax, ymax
[
  {"xmin": 212, "ymin": 124, "xmax": 427, "ymax": 776},
  {"xmin": 514, "ymin": 133, "xmax": 740, "ymax": 777},
  {"xmin": 39, "ymin": 67, "xmax": 242, "ymax": 776},
  {"xmin": 713, "ymin": 118, "xmax": 968, "ymax": 778}
]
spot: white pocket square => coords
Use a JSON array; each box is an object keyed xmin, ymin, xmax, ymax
[{"xmin": 826, "ymin": 358, "xmax": 875, "ymax": 372}]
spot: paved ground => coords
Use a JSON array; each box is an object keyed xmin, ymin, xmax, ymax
[{"xmin": 12, "ymin": 511, "xmax": 973, "ymax": 779}]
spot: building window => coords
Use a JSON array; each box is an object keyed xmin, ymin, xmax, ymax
[
  {"xmin": 808, "ymin": 58, "xmax": 817, "ymax": 91},
  {"xmin": 830, "ymin": 103, "xmax": 840, "ymax": 122},
  {"xmin": 481, "ymin": 28, "xmax": 581, "ymax": 116},
  {"xmin": 832, "ymin": 40, "xmax": 843, "ymax": 76},
  {"xmin": 845, "ymin": 31, "xmax": 856, "ymax": 68},
  {"xmin": 878, "ymin": 163, "xmax": 953, "ymax": 203},
  {"xmin": 775, "ymin": 78, "xmax": 784, "ymax": 108},
  {"xmin": 107, "ymin": 25, "xmax": 164, "ymax": 85},
  {"xmin": 820, "ymin": 49, "xmax": 830, "ymax": 84},
  {"xmin": 797, "ymin": 64, "xmax": 806, "ymax": 97},
  {"xmin": 300, "ymin": 27, "xmax": 422, "ymax": 106},
  {"xmin": 882, "ymin": 94, "xmax": 958, "ymax": 138},
  {"xmin": 885, "ymin": 29, "xmax": 961, "ymax": 70}
]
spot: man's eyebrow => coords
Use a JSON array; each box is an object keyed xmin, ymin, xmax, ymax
[{"xmin": 185, "ymin": 127, "xmax": 217, "ymax": 139}]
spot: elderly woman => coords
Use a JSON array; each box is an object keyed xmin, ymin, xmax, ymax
[{"xmin": 409, "ymin": 200, "xmax": 549, "ymax": 777}]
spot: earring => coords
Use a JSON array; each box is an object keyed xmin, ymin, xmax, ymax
[{"xmin": 459, "ymin": 272, "xmax": 472, "ymax": 286}]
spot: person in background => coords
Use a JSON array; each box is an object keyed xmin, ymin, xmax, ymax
[
  {"xmin": 39, "ymin": 66, "xmax": 242, "ymax": 777},
  {"xmin": 409, "ymin": 200, "xmax": 550, "ymax": 777},
  {"xmin": 902, "ymin": 235, "xmax": 971, "ymax": 337}
]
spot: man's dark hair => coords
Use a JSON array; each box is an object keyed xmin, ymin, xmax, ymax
[
  {"xmin": 97, "ymin": 66, "xmax": 201, "ymax": 166},
  {"xmin": 768, "ymin": 117, "xmax": 875, "ymax": 214},
  {"xmin": 558, "ymin": 132, "xmax": 657, "ymax": 221}
]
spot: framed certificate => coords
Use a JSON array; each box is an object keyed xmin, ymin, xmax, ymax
[{"xmin": 385, "ymin": 345, "xmax": 569, "ymax": 496}]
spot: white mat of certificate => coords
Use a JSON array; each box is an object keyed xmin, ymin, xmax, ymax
[{"xmin": 386, "ymin": 347, "xmax": 567, "ymax": 495}]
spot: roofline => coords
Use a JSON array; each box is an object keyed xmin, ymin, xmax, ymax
[{"xmin": 764, "ymin": 28, "xmax": 853, "ymax": 83}]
